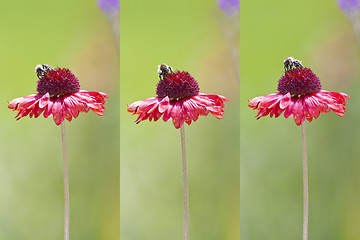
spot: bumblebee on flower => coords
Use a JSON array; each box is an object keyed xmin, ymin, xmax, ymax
[
  {"xmin": 128, "ymin": 63, "xmax": 228, "ymax": 129},
  {"xmin": 248, "ymin": 57, "xmax": 349, "ymax": 125},
  {"xmin": 8, "ymin": 64, "xmax": 108, "ymax": 125}
]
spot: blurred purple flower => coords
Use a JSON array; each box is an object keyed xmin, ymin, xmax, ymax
[
  {"xmin": 97, "ymin": 0, "xmax": 119, "ymax": 16},
  {"xmin": 217, "ymin": 0, "xmax": 239, "ymax": 16},
  {"xmin": 338, "ymin": 0, "xmax": 360, "ymax": 15}
]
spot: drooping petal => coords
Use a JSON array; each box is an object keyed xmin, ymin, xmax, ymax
[
  {"xmin": 162, "ymin": 101, "xmax": 174, "ymax": 122},
  {"xmin": 63, "ymin": 95, "xmax": 80, "ymax": 118},
  {"xmin": 8, "ymin": 94, "xmax": 42, "ymax": 111},
  {"xmin": 128, "ymin": 97, "xmax": 164, "ymax": 124},
  {"xmin": 248, "ymin": 93, "xmax": 280, "ymax": 110},
  {"xmin": 52, "ymin": 97, "xmax": 65, "ymax": 125},
  {"xmin": 182, "ymin": 98, "xmax": 200, "ymax": 123},
  {"xmin": 171, "ymin": 100, "xmax": 186, "ymax": 129},
  {"xmin": 248, "ymin": 93, "xmax": 286, "ymax": 119},
  {"xmin": 43, "ymin": 99, "xmax": 54, "ymax": 118},
  {"xmin": 292, "ymin": 97, "xmax": 306, "ymax": 126},
  {"xmin": 128, "ymin": 97, "xmax": 158, "ymax": 114},
  {"xmin": 192, "ymin": 94, "xmax": 228, "ymax": 119},
  {"xmin": 38, "ymin": 93, "xmax": 50, "ymax": 108},
  {"xmin": 279, "ymin": 93, "xmax": 291, "ymax": 109},
  {"xmin": 158, "ymin": 96, "xmax": 170, "ymax": 113}
]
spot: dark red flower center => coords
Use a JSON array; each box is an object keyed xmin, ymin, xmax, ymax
[
  {"xmin": 277, "ymin": 67, "xmax": 322, "ymax": 96},
  {"xmin": 156, "ymin": 71, "xmax": 200, "ymax": 99},
  {"xmin": 37, "ymin": 68, "xmax": 81, "ymax": 96}
]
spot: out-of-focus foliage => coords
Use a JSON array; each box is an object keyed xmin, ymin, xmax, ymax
[
  {"xmin": 120, "ymin": 0, "xmax": 239, "ymax": 239},
  {"xmin": 0, "ymin": 0, "xmax": 119, "ymax": 239},
  {"xmin": 241, "ymin": 0, "xmax": 360, "ymax": 239}
]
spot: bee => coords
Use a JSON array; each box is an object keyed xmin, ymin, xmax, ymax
[
  {"xmin": 157, "ymin": 63, "xmax": 173, "ymax": 79},
  {"xmin": 35, "ymin": 64, "xmax": 54, "ymax": 78},
  {"xmin": 284, "ymin": 57, "xmax": 303, "ymax": 71}
]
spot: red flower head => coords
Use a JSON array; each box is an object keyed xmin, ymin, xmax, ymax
[
  {"xmin": 248, "ymin": 57, "xmax": 349, "ymax": 125},
  {"xmin": 127, "ymin": 63, "xmax": 228, "ymax": 129},
  {"xmin": 8, "ymin": 64, "xmax": 109, "ymax": 125}
]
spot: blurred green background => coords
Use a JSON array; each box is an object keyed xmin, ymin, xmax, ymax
[
  {"xmin": 120, "ymin": 0, "xmax": 239, "ymax": 239},
  {"xmin": 0, "ymin": 1, "xmax": 119, "ymax": 239},
  {"xmin": 241, "ymin": 0, "xmax": 360, "ymax": 239}
]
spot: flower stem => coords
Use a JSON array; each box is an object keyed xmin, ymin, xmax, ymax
[
  {"xmin": 180, "ymin": 125, "xmax": 189, "ymax": 240},
  {"xmin": 301, "ymin": 123, "xmax": 308, "ymax": 240},
  {"xmin": 61, "ymin": 122, "xmax": 70, "ymax": 240}
]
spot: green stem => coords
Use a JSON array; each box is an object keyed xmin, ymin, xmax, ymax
[
  {"xmin": 301, "ymin": 123, "xmax": 308, "ymax": 240},
  {"xmin": 61, "ymin": 122, "xmax": 70, "ymax": 240},
  {"xmin": 180, "ymin": 125, "xmax": 189, "ymax": 240}
]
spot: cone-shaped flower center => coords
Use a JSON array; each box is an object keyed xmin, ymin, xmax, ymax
[
  {"xmin": 37, "ymin": 68, "xmax": 81, "ymax": 96},
  {"xmin": 156, "ymin": 71, "xmax": 200, "ymax": 100},
  {"xmin": 277, "ymin": 67, "xmax": 322, "ymax": 96}
]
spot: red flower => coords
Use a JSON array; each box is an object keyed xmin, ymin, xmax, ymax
[
  {"xmin": 248, "ymin": 58, "xmax": 349, "ymax": 125},
  {"xmin": 8, "ymin": 65, "xmax": 108, "ymax": 125},
  {"xmin": 127, "ymin": 64, "xmax": 227, "ymax": 129}
]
